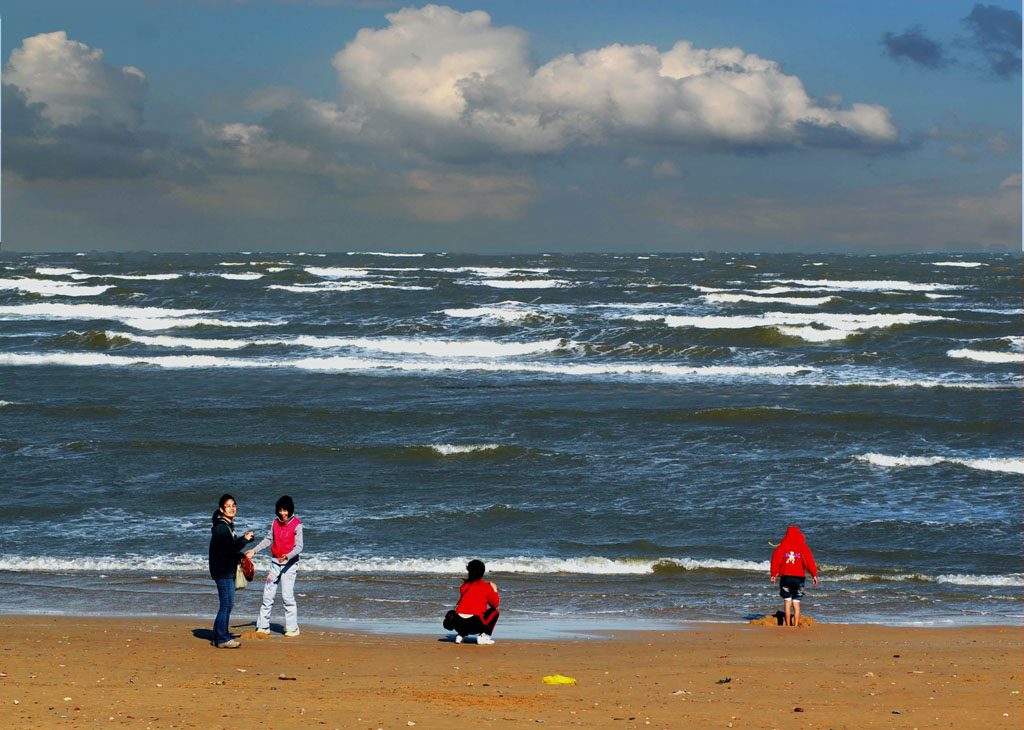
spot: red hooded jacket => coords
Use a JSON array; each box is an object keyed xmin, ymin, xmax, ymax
[{"xmin": 770, "ymin": 526, "xmax": 817, "ymax": 579}]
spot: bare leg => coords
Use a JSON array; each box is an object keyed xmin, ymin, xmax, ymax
[
  {"xmin": 784, "ymin": 598, "xmax": 793, "ymax": 626},
  {"xmin": 793, "ymin": 600, "xmax": 801, "ymax": 628}
]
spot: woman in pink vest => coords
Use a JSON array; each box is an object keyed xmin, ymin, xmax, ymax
[{"xmin": 245, "ymin": 495, "xmax": 303, "ymax": 637}]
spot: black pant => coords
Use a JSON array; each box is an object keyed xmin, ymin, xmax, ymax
[{"xmin": 452, "ymin": 607, "xmax": 499, "ymax": 637}]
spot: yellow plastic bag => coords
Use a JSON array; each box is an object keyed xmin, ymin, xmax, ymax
[{"xmin": 542, "ymin": 674, "xmax": 577, "ymax": 685}]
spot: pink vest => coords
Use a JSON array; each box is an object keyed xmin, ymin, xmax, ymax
[{"xmin": 271, "ymin": 516, "xmax": 301, "ymax": 559}]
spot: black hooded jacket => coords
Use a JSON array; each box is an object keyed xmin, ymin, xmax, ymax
[{"xmin": 208, "ymin": 515, "xmax": 253, "ymax": 580}]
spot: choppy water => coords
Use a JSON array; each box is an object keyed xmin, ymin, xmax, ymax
[{"xmin": 0, "ymin": 250, "xmax": 1021, "ymax": 629}]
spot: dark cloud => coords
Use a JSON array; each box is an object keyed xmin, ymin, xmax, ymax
[
  {"xmin": 882, "ymin": 26, "xmax": 950, "ymax": 68},
  {"xmin": 3, "ymin": 84, "xmax": 169, "ymax": 180},
  {"xmin": 962, "ymin": 3, "xmax": 1022, "ymax": 78}
]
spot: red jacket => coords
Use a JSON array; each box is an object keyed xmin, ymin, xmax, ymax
[
  {"xmin": 771, "ymin": 526, "xmax": 817, "ymax": 578},
  {"xmin": 456, "ymin": 580, "xmax": 500, "ymax": 617}
]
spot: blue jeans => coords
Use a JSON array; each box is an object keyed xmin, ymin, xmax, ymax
[{"xmin": 213, "ymin": 577, "xmax": 236, "ymax": 645}]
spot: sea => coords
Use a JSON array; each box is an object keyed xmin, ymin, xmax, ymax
[{"xmin": 0, "ymin": 250, "xmax": 1020, "ymax": 633}]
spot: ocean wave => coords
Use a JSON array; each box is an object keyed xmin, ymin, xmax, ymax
[
  {"xmin": 629, "ymin": 311, "xmax": 947, "ymax": 337},
  {"xmin": 441, "ymin": 307, "xmax": 537, "ymax": 322},
  {"xmin": 64, "ymin": 332, "xmax": 568, "ymax": 357},
  {"xmin": 0, "ymin": 302, "xmax": 215, "ymax": 323},
  {"xmin": 931, "ymin": 262, "xmax": 986, "ymax": 268},
  {"xmin": 304, "ymin": 267, "xmax": 371, "ymax": 278},
  {"xmin": 0, "ymin": 554, "xmax": 770, "ymax": 575},
  {"xmin": 704, "ymin": 293, "xmax": 839, "ymax": 306},
  {"xmin": 472, "ymin": 279, "xmax": 569, "ymax": 289},
  {"xmin": 218, "ymin": 272, "xmax": 264, "ymax": 280},
  {"xmin": 35, "ymin": 267, "xmax": 81, "ymax": 276},
  {"xmin": 947, "ymin": 348, "xmax": 1023, "ymax": 364},
  {"xmin": 347, "ymin": 252, "xmax": 427, "ymax": 257},
  {"xmin": 766, "ymin": 278, "xmax": 962, "ymax": 292},
  {"xmin": 432, "ymin": 267, "xmax": 550, "ymax": 276},
  {"xmin": 0, "ymin": 279, "xmax": 114, "ymax": 297},
  {"xmin": 71, "ymin": 273, "xmax": 182, "ymax": 281},
  {"xmin": 855, "ymin": 452, "xmax": 1024, "ymax": 474},
  {"xmin": 836, "ymin": 572, "xmax": 1023, "ymax": 587},
  {"xmin": 775, "ymin": 325, "xmax": 850, "ymax": 342},
  {"xmin": 430, "ymin": 443, "xmax": 502, "ymax": 455},
  {"xmin": 268, "ymin": 282, "xmax": 431, "ymax": 293},
  {"xmin": 0, "ymin": 351, "xmax": 816, "ymax": 379}
]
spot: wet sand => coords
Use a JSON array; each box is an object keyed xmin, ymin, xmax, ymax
[{"xmin": 0, "ymin": 615, "xmax": 1019, "ymax": 729}]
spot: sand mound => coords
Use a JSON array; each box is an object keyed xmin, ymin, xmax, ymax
[
  {"xmin": 749, "ymin": 611, "xmax": 818, "ymax": 627},
  {"xmin": 239, "ymin": 631, "xmax": 271, "ymax": 640}
]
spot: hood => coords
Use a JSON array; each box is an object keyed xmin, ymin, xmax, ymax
[{"xmin": 781, "ymin": 526, "xmax": 805, "ymax": 545}]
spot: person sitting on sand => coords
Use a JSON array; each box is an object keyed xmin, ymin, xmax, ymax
[
  {"xmin": 451, "ymin": 559, "xmax": 500, "ymax": 645},
  {"xmin": 209, "ymin": 494, "xmax": 255, "ymax": 649},
  {"xmin": 245, "ymin": 495, "xmax": 303, "ymax": 637},
  {"xmin": 770, "ymin": 526, "xmax": 818, "ymax": 627}
]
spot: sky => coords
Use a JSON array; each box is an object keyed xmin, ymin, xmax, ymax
[{"xmin": 1, "ymin": 0, "xmax": 1020, "ymax": 253}]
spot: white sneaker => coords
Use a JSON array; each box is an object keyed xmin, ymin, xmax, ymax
[
  {"xmin": 454, "ymin": 635, "xmax": 463, "ymax": 644},
  {"xmin": 255, "ymin": 628, "xmax": 271, "ymax": 635},
  {"xmin": 476, "ymin": 634, "xmax": 495, "ymax": 645},
  {"xmin": 284, "ymin": 628, "xmax": 301, "ymax": 637}
]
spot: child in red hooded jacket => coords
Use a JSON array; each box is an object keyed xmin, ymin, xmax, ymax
[{"xmin": 770, "ymin": 526, "xmax": 818, "ymax": 627}]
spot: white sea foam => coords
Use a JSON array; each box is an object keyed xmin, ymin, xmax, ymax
[
  {"xmin": 691, "ymin": 257, "xmax": 705, "ymax": 261},
  {"xmin": 268, "ymin": 282, "xmax": 431, "ymax": 293},
  {"xmin": 304, "ymin": 267, "xmax": 371, "ymax": 278},
  {"xmin": 767, "ymin": 278, "xmax": 962, "ymax": 292},
  {"xmin": 0, "ymin": 279, "xmax": 114, "ymax": 297},
  {"xmin": 947, "ymin": 348, "xmax": 1024, "ymax": 363},
  {"xmin": 704, "ymin": 293, "xmax": 838, "ymax": 307},
  {"xmin": 433, "ymin": 267, "xmax": 550, "ymax": 276},
  {"xmin": 629, "ymin": 311, "xmax": 947, "ymax": 338},
  {"xmin": 935, "ymin": 574, "xmax": 1023, "ymax": 587},
  {"xmin": 35, "ymin": 267, "xmax": 81, "ymax": 276},
  {"xmin": 340, "ymin": 337, "xmax": 567, "ymax": 358},
  {"xmin": 472, "ymin": 278, "xmax": 568, "ymax": 289},
  {"xmin": 104, "ymin": 331, "xmax": 255, "ymax": 350},
  {"xmin": 0, "ymin": 554, "xmax": 770, "ymax": 575},
  {"xmin": 0, "ymin": 303, "xmax": 280, "ymax": 331},
  {"xmin": 924, "ymin": 293, "xmax": 956, "ymax": 299},
  {"xmin": 0, "ymin": 351, "xmax": 815, "ymax": 379},
  {"xmin": 430, "ymin": 444, "xmax": 502, "ymax": 455},
  {"xmin": 931, "ymin": 261, "xmax": 986, "ymax": 268},
  {"xmin": 70, "ymin": 273, "xmax": 182, "ymax": 281},
  {"xmin": 216, "ymin": 262, "xmax": 247, "ymax": 266},
  {"xmin": 855, "ymin": 452, "xmax": 1024, "ymax": 474},
  {"xmin": 218, "ymin": 272, "xmax": 264, "ymax": 280},
  {"xmin": 441, "ymin": 307, "xmax": 535, "ymax": 322},
  {"xmin": 347, "ymin": 251, "xmax": 427, "ymax": 257},
  {"xmin": 834, "ymin": 572, "xmax": 1024, "ymax": 587}
]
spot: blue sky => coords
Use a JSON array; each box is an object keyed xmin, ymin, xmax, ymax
[{"xmin": 2, "ymin": 1, "xmax": 1020, "ymax": 252}]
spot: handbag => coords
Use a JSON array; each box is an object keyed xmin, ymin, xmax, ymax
[
  {"xmin": 235, "ymin": 563, "xmax": 248, "ymax": 590},
  {"xmin": 239, "ymin": 554, "xmax": 255, "ymax": 581},
  {"xmin": 442, "ymin": 609, "xmax": 457, "ymax": 631}
]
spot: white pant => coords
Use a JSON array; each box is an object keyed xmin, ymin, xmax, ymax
[{"xmin": 257, "ymin": 557, "xmax": 298, "ymax": 632}]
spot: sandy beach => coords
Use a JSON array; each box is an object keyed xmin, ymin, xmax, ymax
[{"xmin": 0, "ymin": 616, "xmax": 1018, "ymax": 729}]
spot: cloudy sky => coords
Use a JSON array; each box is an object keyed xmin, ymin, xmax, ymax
[{"xmin": 2, "ymin": 1, "xmax": 1020, "ymax": 252}]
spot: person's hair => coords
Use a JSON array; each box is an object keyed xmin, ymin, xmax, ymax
[
  {"xmin": 212, "ymin": 493, "xmax": 235, "ymax": 525},
  {"xmin": 275, "ymin": 495, "xmax": 295, "ymax": 518},
  {"xmin": 465, "ymin": 559, "xmax": 486, "ymax": 583}
]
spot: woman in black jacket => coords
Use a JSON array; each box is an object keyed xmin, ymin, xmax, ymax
[{"xmin": 208, "ymin": 494, "xmax": 254, "ymax": 648}]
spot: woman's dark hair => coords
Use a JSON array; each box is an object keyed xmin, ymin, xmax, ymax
[
  {"xmin": 212, "ymin": 493, "xmax": 235, "ymax": 525},
  {"xmin": 275, "ymin": 495, "xmax": 295, "ymax": 518},
  {"xmin": 465, "ymin": 559, "xmax": 486, "ymax": 583}
]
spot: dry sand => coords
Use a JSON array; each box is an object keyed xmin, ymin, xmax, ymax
[{"xmin": 0, "ymin": 615, "xmax": 1019, "ymax": 729}]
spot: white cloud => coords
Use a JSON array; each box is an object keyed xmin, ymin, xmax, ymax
[
  {"xmin": 4, "ymin": 31, "xmax": 147, "ymax": 130},
  {"xmin": 653, "ymin": 160, "xmax": 681, "ymax": 178},
  {"xmin": 312, "ymin": 4, "xmax": 898, "ymax": 157}
]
